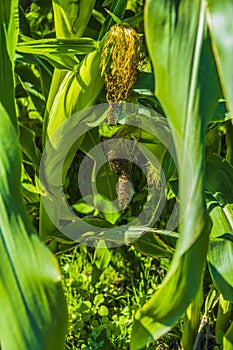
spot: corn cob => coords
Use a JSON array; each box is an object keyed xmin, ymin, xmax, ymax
[{"xmin": 100, "ymin": 24, "xmax": 144, "ymax": 209}]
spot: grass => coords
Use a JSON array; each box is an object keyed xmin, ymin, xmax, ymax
[{"xmin": 59, "ymin": 245, "xmax": 182, "ymax": 349}]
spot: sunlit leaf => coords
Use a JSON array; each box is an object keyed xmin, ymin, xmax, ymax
[
  {"xmin": 206, "ymin": 154, "xmax": 233, "ymax": 302},
  {"xmin": 0, "ymin": 103, "xmax": 68, "ymax": 350},
  {"xmin": 131, "ymin": 1, "xmax": 221, "ymax": 348},
  {"xmin": 0, "ymin": 0, "xmax": 18, "ymax": 128},
  {"xmin": 0, "ymin": 2, "xmax": 68, "ymax": 347},
  {"xmin": 206, "ymin": 0, "xmax": 233, "ymax": 115}
]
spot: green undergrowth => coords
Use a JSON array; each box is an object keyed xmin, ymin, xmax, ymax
[{"xmin": 59, "ymin": 246, "xmax": 181, "ymax": 350}]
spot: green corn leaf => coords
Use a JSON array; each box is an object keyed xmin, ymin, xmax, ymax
[
  {"xmin": 15, "ymin": 52, "xmax": 53, "ymax": 77},
  {"xmin": 206, "ymin": 154, "xmax": 233, "ymax": 302},
  {"xmin": 181, "ymin": 286, "xmax": 203, "ymax": 350},
  {"xmin": 0, "ymin": 1, "xmax": 68, "ymax": 347},
  {"xmin": 17, "ymin": 36, "xmax": 98, "ymax": 55},
  {"xmin": 224, "ymin": 321, "xmax": 233, "ymax": 350},
  {"xmin": 40, "ymin": 50, "xmax": 104, "ymax": 241},
  {"xmin": 216, "ymin": 295, "xmax": 232, "ymax": 345},
  {"xmin": 46, "ymin": 50, "xmax": 104, "ymax": 140},
  {"xmin": 103, "ymin": 0, "xmax": 112, "ymax": 6},
  {"xmin": 52, "ymin": 0, "xmax": 96, "ymax": 39},
  {"xmin": 21, "ymin": 165, "xmax": 40, "ymax": 204},
  {"xmin": 91, "ymin": 240, "xmax": 112, "ymax": 286},
  {"xmin": 0, "ymin": 103, "xmax": 68, "ymax": 350},
  {"xmin": 19, "ymin": 125, "xmax": 41, "ymax": 167},
  {"xmin": 17, "ymin": 37, "xmax": 98, "ymax": 70},
  {"xmin": 131, "ymin": 1, "xmax": 221, "ymax": 348},
  {"xmin": 19, "ymin": 52, "xmax": 78, "ymax": 71},
  {"xmin": 40, "ymin": 0, "xmax": 103, "ymax": 245},
  {"xmin": 133, "ymin": 72, "xmax": 155, "ymax": 95},
  {"xmin": 206, "ymin": 0, "xmax": 233, "ymax": 115},
  {"xmin": 0, "ymin": 0, "xmax": 18, "ymax": 128},
  {"xmin": 98, "ymin": 0, "xmax": 127, "ymax": 40},
  {"xmin": 45, "ymin": 0, "xmax": 96, "ymax": 130},
  {"xmin": 43, "ymin": 0, "xmax": 97, "ymax": 148},
  {"xmin": 134, "ymin": 232, "xmax": 174, "ymax": 258},
  {"xmin": 104, "ymin": 8, "xmax": 122, "ymax": 25},
  {"xmin": 80, "ymin": 127, "xmax": 120, "ymax": 224},
  {"xmin": 226, "ymin": 119, "xmax": 233, "ymax": 166},
  {"xmin": 16, "ymin": 64, "xmax": 46, "ymax": 115},
  {"xmin": 123, "ymin": 10, "xmax": 144, "ymax": 27}
]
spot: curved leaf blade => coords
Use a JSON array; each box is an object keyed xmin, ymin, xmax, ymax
[
  {"xmin": 0, "ymin": 0, "xmax": 18, "ymax": 128},
  {"xmin": 0, "ymin": 2, "xmax": 68, "ymax": 347},
  {"xmin": 206, "ymin": 0, "xmax": 233, "ymax": 115},
  {"xmin": 131, "ymin": 1, "xmax": 221, "ymax": 348},
  {"xmin": 0, "ymin": 104, "xmax": 68, "ymax": 350},
  {"xmin": 206, "ymin": 155, "xmax": 233, "ymax": 302}
]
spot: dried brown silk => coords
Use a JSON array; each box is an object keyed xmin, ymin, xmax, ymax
[{"xmin": 100, "ymin": 24, "xmax": 145, "ymax": 210}]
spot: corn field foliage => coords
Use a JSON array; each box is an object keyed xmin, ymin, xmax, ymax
[{"xmin": 0, "ymin": 0, "xmax": 233, "ymax": 349}]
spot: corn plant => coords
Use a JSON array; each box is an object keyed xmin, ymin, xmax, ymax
[
  {"xmin": 1, "ymin": 0, "xmax": 233, "ymax": 349},
  {"xmin": 131, "ymin": 1, "xmax": 233, "ymax": 349},
  {"xmin": 0, "ymin": 1, "xmax": 67, "ymax": 349}
]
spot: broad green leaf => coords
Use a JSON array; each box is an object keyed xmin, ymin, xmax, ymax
[
  {"xmin": 18, "ymin": 3, "xmax": 31, "ymax": 36},
  {"xmin": 104, "ymin": 9, "xmax": 122, "ymax": 25},
  {"xmin": 212, "ymin": 99, "xmax": 230, "ymax": 122},
  {"xmin": 16, "ymin": 64, "xmax": 46, "ymax": 115},
  {"xmin": 216, "ymin": 295, "xmax": 232, "ymax": 345},
  {"xmin": 40, "ymin": 50, "xmax": 104, "ymax": 240},
  {"xmin": 0, "ymin": 103, "xmax": 68, "ymax": 350},
  {"xmin": 206, "ymin": 154, "xmax": 233, "ymax": 302},
  {"xmin": 15, "ymin": 52, "xmax": 53, "ymax": 77},
  {"xmin": 45, "ymin": 50, "xmax": 104, "ymax": 143},
  {"xmin": 206, "ymin": 124, "xmax": 221, "ymax": 159},
  {"xmin": 91, "ymin": 240, "xmax": 112, "ymax": 286},
  {"xmin": 0, "ymin": 0, "xmax": 18, "ymax": 128},
  {"xmin": 45, "ymin": 0, "xmax": 96, "ymax": 128},
  {"xmin": 0, "ymin": 1, "xmax": 68, "ymax": 346},
  {"xmin": 133, "ymin": 72, "xmax": 154, "ymax": 95},
  {"xmin": 206, "ymin": 0, "xmax": 233, "ymax": 115},
  {"xmin": 43, "ymin": 0, "xmax": 96, "ymax": 135},
  {"xmin": 52, "ymin": 0, "xmax": 96, "ymax": 39},
  {"xmin": 98, "ymin": 0, "xmax": 127, "ymax": 40},
  {"xmin": 92, "ymin": 9, "xmax": 106, "ymax": 26},
  {"xmin": 181, "ymin": 286, "xmax": 203, "ymax": 350},
  {"xmin": 17, "ymin": 36, "xmax": 98, "ymax": 55},
  {"xmin": 134, "ymin": 232, "xmax": 174, "ymax": 258},
  {"xmin": 72, "ymin": 198, "xmax": 95, "ymax": 215},
  {"xmin": 131, "ymin": 1, "xmax": 221, "ymax": 348},
  {"xmin": 103, "ymin": 0, "xmax": 112, "ymax": 6},
  {"xmin": 34, "ymin": 0, "xmax": 52, "ymax": 8},
  {"xmin": 19, "ymin": 125, "xmax": 41, "ymax": 167},
  {"xmin": 42, "ymin": 0, "xmax": 97, "ymax": 142},
  {"xmin": 0, "ymin": 0, "xmax": 18, "ymax": 61},
  {"xmin": 123, "ymin": 10, "xmax": 144, "ymax": 26},
  {"xmin": 161, "ymin": 149, "xmax": 176, "ymax": 182},
  {"xmin": 80, "ymin": 128, "xmax": 118, "ymax": 204},
  {"xmin": 226, "ymin": 119, "xmax": 233, "ymax": 166},
  {"xmin": 21, "ymin": 165, "xmax": 40, "ymax": 204},
  {"xmin": 224, "ymin": 321, "xmax": 233, "ymax": 350},
  {"xmin": 17, "ymin": 37, "xmax": 98, "ymax": 70},
  {"xmin": 40, "ymin": 0, "xmax": 105, "ymax": 244},
  {"xmin": 39, "ymin": 0, "xmax": 97, "ymax": 248}
]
